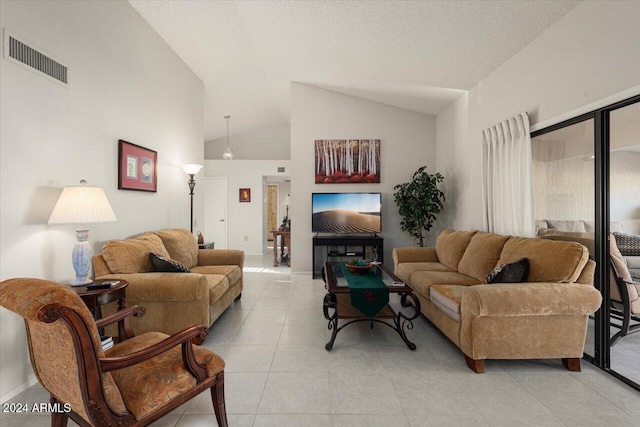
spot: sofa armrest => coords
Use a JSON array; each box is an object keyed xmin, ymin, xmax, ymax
[
  {"xmin": 461, "ymin": 282, "xmax": 602, "ymax": 319},
  {"xmin": 197, "ymin": 249, "xmax": 244, "ymax": 268},
  {"xmin": 392, "ymin": 247, "xmax": 438, "ymax": 269},
  {"xmin": 94, "ymin": 273, "xmax": 209, "ymax": 302}
]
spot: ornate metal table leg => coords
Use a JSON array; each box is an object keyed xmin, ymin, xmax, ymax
[
  {"xmin": 323, "ymin": 293, "xmax": 338, "ymax": 351},
  {"xmin": 394, "ymin": 293, "xmax": 421, "ymax": 350}
]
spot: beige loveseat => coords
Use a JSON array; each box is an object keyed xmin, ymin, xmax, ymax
[
  {"xmin": 393, "ymin": 229, "xmax": 602, "ymax": 373},
  {"xmin": 92, "ymin": 228, "xmax": 243, "ymax": 339}
]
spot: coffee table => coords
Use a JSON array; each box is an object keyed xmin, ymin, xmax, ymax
[{"xmin": 322, "ymin": 261, "xmax": 421, "ymax": 350}]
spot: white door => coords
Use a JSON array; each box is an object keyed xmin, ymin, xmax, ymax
[{"xmin": 204, "ymin": 177, "xmax": 227, "ymax": 249}]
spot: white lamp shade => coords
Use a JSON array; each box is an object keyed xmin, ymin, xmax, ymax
[
  {"xmin": 282, "ymin": 195, "xmax": 291, "ymax": 206},
  {"xmin": 182, "ymin": 164, "xmax": 203, "ymax": 175},
  {"xmin": 48, "ymin": 183, "xmax": 117, "ymax": 225}
]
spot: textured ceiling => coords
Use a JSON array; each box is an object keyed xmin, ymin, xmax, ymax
[{"xmin": 128, "ymin": 0, "xmax": 580, "ymax": 141}]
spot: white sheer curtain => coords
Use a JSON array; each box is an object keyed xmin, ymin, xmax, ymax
[{"xmin": 481, "ymin": 112, "xmax": 535, "ymax": 237}]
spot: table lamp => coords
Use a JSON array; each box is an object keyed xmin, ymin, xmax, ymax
[{"xmin": 48, "ymin": 180, "xmax": 117, "ymax": 286}]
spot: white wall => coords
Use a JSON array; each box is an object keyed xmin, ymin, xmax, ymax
[
  {"xmin": 436, "ymin": 1, "xmax": 640, "ymax": 231},
  {"xmin": 0, "ymin": 1, "xmax": 204, "ymax": 400},
  {"xmin": 204, "ymin": 160, "xmax": 291, "ymax": 254},
  {"xmin": 205, "ymin": 122, "xmax": 291, "ymax": 160},
  {"xmin": 290, "ymin": 84, "xmax": 437, "ymax": 273}
]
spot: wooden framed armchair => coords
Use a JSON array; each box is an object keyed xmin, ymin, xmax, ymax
[
  {"xmin": 0, "ymin": 278, "xmax": 228, "ymax": 427},
  {"xmin": 609, "ymin": 236, "xmax": 640, "ymax": 345}
]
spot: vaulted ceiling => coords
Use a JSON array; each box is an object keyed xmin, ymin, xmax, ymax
[{"xmin": 129, "ymin": 1, "xmax": 580, "ymax": 141}]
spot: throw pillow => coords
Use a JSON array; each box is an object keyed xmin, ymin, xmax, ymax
[
  {"xmin": 485, "ymin": 257, "xmax": 529, "ymax": 284},
  {"xmin": 613, "ymin": 232, "xmax": 640, "ymax": 256},
  {"xmin": 149, "ymin": 252, "xmax": 190, "ymax": 273}
]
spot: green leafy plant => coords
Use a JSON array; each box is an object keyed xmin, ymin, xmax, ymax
[{"xmin": 393, "ymin": 166, "xmax": 445, "ymax": 247}]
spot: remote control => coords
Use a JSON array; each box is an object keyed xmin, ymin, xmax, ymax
[{"xmin": 86, "ymin": 283, "xmax": 114, "ymax": 290}]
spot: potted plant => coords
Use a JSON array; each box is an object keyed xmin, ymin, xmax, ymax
[{"xmin": 393, "ymin": 166, "xmax": 445, "ymax": 247}]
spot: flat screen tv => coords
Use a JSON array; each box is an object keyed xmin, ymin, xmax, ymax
[{"xmin": 312, "ymin": 193, "xmax": 381, "ymax": 233}]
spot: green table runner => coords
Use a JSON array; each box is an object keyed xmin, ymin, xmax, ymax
[{"xmin": 339, "ymin": 263, "xmax": 389, "ymax": 317}]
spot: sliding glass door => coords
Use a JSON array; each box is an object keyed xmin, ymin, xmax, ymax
[
  {"xmin": 531, "ymin": 117, "xmax": 596, "ymax": 358},
  {"xmin": 531, "ymin": 94, "xmax": 640, "ymax": 390},
  {"xmin": 608, "ymin": 101, "xmax": 640, "ymax": 385}
]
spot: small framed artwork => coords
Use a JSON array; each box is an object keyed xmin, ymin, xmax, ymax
[
  {"xmin": 118, "ymin": 140, "xmax": 157, "ymax": 192},
  {"xmin": 239, "ymin": 188, "xmax": 251, "ymax": 202}
]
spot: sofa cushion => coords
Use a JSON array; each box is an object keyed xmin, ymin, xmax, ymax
[
  {"xmin": 458, "ymin": 232, "xmax": 510, "ymax": 282},
  {"xmin": 203, "ymin": 274, "xmax": 230, "ymax": 305},
  {"xmin": 409, "ymin": 270, "xmax": 480, "ymax": 299},
  {"xmin": 191, "ymin": 265, "xmax": 242, "ymax": 286},
  {"xmin": 430, "ymin": 285, "xmax": 464, "ymax": 322},
  {"xmin": 485, "ymin": 258, "xmax": 529, "ymax": 284},
  {"xmin": 498, "ymin": 237, "xmax": 588, "ymax": 283},
  {"xmin": 154, "ymin": 229, "xmax": 199, "ymax": 269},
  {"xmin": 149, "ymin": 253, "xmax": 190, "ymax": 273},
  {"xmin": 535, "ymin": 220, "xmax": 548, "ymax": 230},
  {"xmin": 102, "ymin": 234, "xmax": 170, "ymax": 274},
  {"xmin": 546, "ymin": 220, "xmax": 586, "ymax": 232},
  {"xmin": 435, "ymin": 229, "xmax": 478, "ymax": 271},
  {"xmin": 610, "ymin": 221, "xmax": 624, "ymax": 233},
  {"xmin": 395, "ymin": 262, "xmax": 454, "ymax": 282}
]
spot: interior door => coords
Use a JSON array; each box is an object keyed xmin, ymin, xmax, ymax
[
  {"xmin": 204, "ymin": 177, "xmax": 227, "ymax": 249},
  {"xmin": 266, "ymin": 184, "xmax": 278, "ymax": 243}
]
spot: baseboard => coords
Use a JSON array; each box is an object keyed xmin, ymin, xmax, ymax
[{"xmin": 1, "ymin": 376, "xmax": 38, "ymax": 404}]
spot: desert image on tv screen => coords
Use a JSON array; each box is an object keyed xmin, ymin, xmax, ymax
[{"xmin": 312, "ymin": 193, "xmax": 381, "ymax": 233}]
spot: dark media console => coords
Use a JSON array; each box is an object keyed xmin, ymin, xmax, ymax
[{"xmin": 312, "ymin": 234, "xmax": 383, "ymax": 279}]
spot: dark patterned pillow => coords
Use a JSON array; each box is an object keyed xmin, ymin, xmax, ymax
[
  {"xmin": 485, "ymin": 258, "xmax": 529, "ymax": 284},
  {"xmin": 149, "ymin": 252, "xmax": 190, "ymax": 273},
  {"xmin": 613, "ymin": 232, "xmax": 640, "ymax": 256}
]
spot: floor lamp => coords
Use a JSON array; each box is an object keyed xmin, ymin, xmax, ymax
[
  {"xmin": 182, "ymin": 164, "xmax": 203, "ymax": 233},
  {"xmin": 48, "ymin": 180, "xmax": 117, "ymax": 286}
]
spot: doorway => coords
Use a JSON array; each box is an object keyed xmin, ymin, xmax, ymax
[
  {"xmin": 204, "ymin": 177, "xmax": 227, "ymax": 249},
  {"xmin": 266, "ymin": 184, "xmax": 279, "ymax": 245}
]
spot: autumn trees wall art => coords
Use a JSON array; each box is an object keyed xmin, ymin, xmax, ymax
[{"xmin": 314, "ymin": 139, "xmax": 381, "ymax": 184}]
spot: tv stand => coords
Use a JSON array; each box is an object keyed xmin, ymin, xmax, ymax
[{"xmin": 312, "ymin": 235, "xmax": 384, "ymax": 279}]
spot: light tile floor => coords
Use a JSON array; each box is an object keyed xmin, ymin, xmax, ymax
[
  {"xmin": 585, "ymin": 317, "xmax": 640, "ymax": 385},
  {"xmin": 2, "ymin": 253, "xmax": 640, "ymax": 426}
]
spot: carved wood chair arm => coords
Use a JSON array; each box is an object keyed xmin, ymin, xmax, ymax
[
  {"xmin": 95, "ymin": 305, "xmax": 146, "ymax": 341},
  {"xmin": 100, "ymin": 325, "xmax": 209, "ymax": 382},
  {"xmin": 95, "ymin": 305, "xmax": 146, "ymax": 329}
]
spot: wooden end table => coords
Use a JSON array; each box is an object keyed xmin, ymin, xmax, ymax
[
  {"xmin": 272, "ymin": 230, "xmax": 290, "ymax": 267},
  {"xmin": 71, "ymin": 279, "xmax": 128, "ymax": 339}
]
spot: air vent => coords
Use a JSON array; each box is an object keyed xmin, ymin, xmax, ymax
[{"xmin": 4, "ymin": 30, "xmax": 69, "ymax": 86}]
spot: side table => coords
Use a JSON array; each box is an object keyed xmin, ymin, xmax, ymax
[
  {"xmin": 71, "ymin": 279, "xmax": 128, "ymax": 339},
  {"xmin": 271, "ymin": 230, "xmax": 291, "ymax": 267}
]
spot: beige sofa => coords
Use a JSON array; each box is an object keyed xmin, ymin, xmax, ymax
[
  {"xmin": 92, "ymin": 228, "xmax": 243, "ymax": 339},
  {"xmin": 393, "ymin": 229, "xmax": 602, "ymax": 373}
]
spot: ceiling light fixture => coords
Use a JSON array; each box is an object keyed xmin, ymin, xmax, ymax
[{"xmin": 222, "ymin": 115, "xmax": 234, "ymax": 160}]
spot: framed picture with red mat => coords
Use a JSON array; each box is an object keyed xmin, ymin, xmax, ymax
[{"xmin": 118, "ymin": 140, "xmax": 157, "ymax": 192}]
